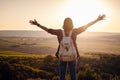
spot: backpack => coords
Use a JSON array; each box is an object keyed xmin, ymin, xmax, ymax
[{"xmin": 58, "ymin": 30, "xmax": 77, "ymax": 62}]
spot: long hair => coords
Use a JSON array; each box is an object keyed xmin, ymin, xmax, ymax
[{"xmin": 63, "ymin": 17, "xmax": 74, "ymax": 31}]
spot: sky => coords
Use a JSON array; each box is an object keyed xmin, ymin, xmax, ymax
[{"xmin": 0, "ymin": 0, "xmax": 120, "ymax": 33}]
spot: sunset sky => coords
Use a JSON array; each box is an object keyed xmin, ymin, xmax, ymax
[{"xmin": 0, "ymin": 0, "xmax": 120, "ymax": 33}]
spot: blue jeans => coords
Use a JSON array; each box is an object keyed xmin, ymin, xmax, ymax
[{"xmin": 59, "ymin": 60, "xmax": 77, "ymax": 80}]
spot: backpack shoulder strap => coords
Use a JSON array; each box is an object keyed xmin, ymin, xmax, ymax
[
  {"xmin": 62, "ymin": 30, "xmax": 65, "ymax": 37},
  {"xmin": 69, "ymin": 30, "xmax": 72, "ymax": 37}
]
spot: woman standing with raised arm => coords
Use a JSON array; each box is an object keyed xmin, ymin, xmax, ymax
[{"xmin": 29, "ymin": 14, "xmax": 105, "ymax": 80}]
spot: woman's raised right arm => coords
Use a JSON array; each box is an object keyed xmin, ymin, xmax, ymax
[
  {"xmin": 29, "ymin": 19, "xmax": 48, "ymax": 32},
  {"xmin": 79, "ymin": 14, "xmax": 106, "ymax": 31}
]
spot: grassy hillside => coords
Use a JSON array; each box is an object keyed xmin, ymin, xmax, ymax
[
  {"xmin": 0, "ymin": 51, "xmax": 120, "ymax": 80},
  {"xmin": 0, "ymin": 31, "xmax": 120, "ymax": 79}
]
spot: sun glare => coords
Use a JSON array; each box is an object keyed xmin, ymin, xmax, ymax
[{"xmin": 60, "ymin": 0, "xmax": 108, "ymax": 31}]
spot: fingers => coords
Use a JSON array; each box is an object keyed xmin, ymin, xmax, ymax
[
  {"xmin": 34, "ymin": 19, "xmax": 37, "ymax": 22},
  {"xmin": 98, "ymin": 14, "xmax": 101, "ymax": 17},
  {"xmin": 102, "ymin": 14, "xmax": 105, "ymax": 17},
  {"xmin": 29, "ymin": 20, "xmax": 33, "ymax": 24},
  {"xmin": 102, "ymin": 14, "xmax": 106, "ymax": 18},
  {"xmin": 34, "ymin": 19, "xmax": 38, "ymax": 24},
  {"xmin": 29, "ymin": 19, "xmax": 39, "ymax": 26},
  {"xmin": 29, "ymin": 20, "xmax": 35, "ymax": 25},
  {"xmin": 98, "ymin": 14, "xmax": 106, "ymax": 20},
  {"xmin": 101, "ymin": 14, "xmax": 106, "ymax": 20},
  {"xmin": 98, "ymin": 14, "xmax": 105, "ymax": 17}
]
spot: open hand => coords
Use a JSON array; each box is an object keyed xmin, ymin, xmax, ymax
[
  {"xmin": 29, "ymin": 19, "xmax": 39, "ymax": 26},
  {"xmin": 97, "ymin": 14, "xmax": 106, "ymax": 21}
]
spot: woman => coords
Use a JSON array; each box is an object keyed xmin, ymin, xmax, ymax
[{"xmin": 29, "ymin": 14, "xmax": 105, "ymax": 80}]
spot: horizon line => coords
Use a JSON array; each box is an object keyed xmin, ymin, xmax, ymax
[{"xmin": 0, "ymin": 30, "xmax": 120, "ymax": 34}]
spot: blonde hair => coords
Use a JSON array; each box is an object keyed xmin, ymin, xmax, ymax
[{"xmin": 63, "ymin": 17, "xmax": 74, "ymax": 31}]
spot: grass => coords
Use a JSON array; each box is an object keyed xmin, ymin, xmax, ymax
[
  {"xmin": 0, "ymin": 50, "xmax": 101, "ymax": 60},
  {"xmin": 80, "ymin": 53, "xmax": 100, "ymax": 59},
  {"xmin": 0, "ymin": 50, "xmax": 25, "ymax": 55},
  {"xmin": 0, "ymin": 50, "xmax": 50, "ymax": 58},
  {"xmin": 0, "ymin": 50, "xmax": 120, "ymax": 80}
]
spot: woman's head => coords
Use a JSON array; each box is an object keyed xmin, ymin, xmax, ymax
[{"xmin": 63, "ymin": 17, "xmax": 74, "ymax": 31}]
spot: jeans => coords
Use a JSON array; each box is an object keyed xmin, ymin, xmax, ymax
[{"xmin": 59, "ymin": 60, "xmax": 77, "ymax": 80}]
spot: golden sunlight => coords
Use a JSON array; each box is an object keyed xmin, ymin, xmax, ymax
[{"xmin": 60, "ymin": 0, "xmax": 108, "ymax": 31}]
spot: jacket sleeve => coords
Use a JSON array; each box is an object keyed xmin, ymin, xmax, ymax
[{"xmin": 47, "ymin": 29, "xmax": 61, "ymax": 36}]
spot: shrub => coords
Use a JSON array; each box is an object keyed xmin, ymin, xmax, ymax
[{"xmin": 77, "ymin": 65, "xmax": 101, "ymax": 80}]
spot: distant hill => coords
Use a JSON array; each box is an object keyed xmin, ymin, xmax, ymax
[
  {"xmin": 0, "ymin": 30, "xmax": 120, "ymax": 38},
  {"xmin": 0, "ymin": 30, "xmax": 54, "ymax": 38},
  {"xmin": 0, "ymin": 30, "xmax": 120, "ymax": 54}
]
